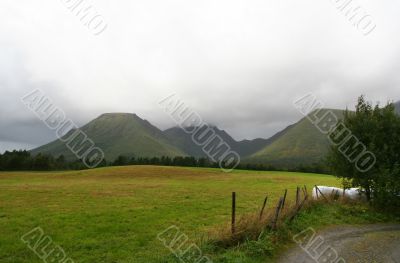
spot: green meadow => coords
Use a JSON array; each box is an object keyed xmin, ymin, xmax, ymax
[{"xmin": 0, "ymin": 166, "xmax": 340, "ymax": 262}]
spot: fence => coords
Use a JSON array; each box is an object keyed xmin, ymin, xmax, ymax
[{"xmin": 229, "ymin": 185, "xmax": 339, "ymax": 235}]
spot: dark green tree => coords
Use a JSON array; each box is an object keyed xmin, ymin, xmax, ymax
[
  {"xmin": 113, "ymin": 155, "xmax": 129, "ymax": 166},
  {"xmin": 328, "ymin": 96, "xmax": 400, "ymax": 207}
]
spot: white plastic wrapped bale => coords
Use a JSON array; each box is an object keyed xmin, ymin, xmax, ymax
[
  {"xmin": 312, "ymin": 186, "xmax": 343, "ymax": 199},
  {"xmin": 345, "ymin": 188, "xmax": 367, "ymax": 200},
  {"xmin": 312, "ymin": 186, "xmax": 366, "ymax": 200}
]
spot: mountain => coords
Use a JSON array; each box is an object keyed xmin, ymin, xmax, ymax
[
  {"xmin": 246, "ymin": 109, "xmax": 344, "ymax": 168},
  {"xmin": 164, "ymin": 126, "xmax": 238, "ymax": 158},
  {"xmin": 31, "ymin": 113, "xmax": 185, "ymax": 161},
  {"xmin": 237, "ymin": 124, "xmax": 295, "ymax": 157},
  {"xmin": 32, "ymin": 102, "xmax": 396, "ymax": 167},
  {"xmin": 31, "ymin": 110, "xmax": 331, "ymax": 165},
  {"xmin": 164, "ymin": 125, "xmax": 291, "ymax": 158},
  {"xmin": 249, "ymin": 102, "xmax": 399, "ymax": 168}
]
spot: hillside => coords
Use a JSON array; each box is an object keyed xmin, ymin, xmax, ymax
[
  {"xmin": 237, "ymin": 124, "xmax": 294, "ymax": 157},
  {"xmin": 164, "ymin": 126, "xmax": 238, "ymax": 158},
  {"xmin": 31, "ymin": 113, "xmax": 185, "ymax": 161},
  {"xmin": 247, "ymin": 109, "xmax": 344, "ymax": 167},
  {"xmin": 395, "ymin": 101, "xmax": 400, "ymax": 115},
  {"xmin": 164, "ymin": 125, "xmax": 291, "ymax": 158}
]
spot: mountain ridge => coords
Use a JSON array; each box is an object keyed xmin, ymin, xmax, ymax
[
  {"xmin": 163, "ymin": 125, "xmax": 281, "ymax": 158},
  {"xmin": 31, "ymin": 100, "xmax": 400, "ymax": 167}
]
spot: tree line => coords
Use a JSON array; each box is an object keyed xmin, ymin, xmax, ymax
[
  {"xmin": 0, "ymin": 150, "xmax": 329, "ymax": 174},
  {"xmin": 111, "ymin": 155, "xmax": 328, "ymax": 173},
  {"xmin": 0, "ymin": 151, "xmax": 87, "ymax": 171}
]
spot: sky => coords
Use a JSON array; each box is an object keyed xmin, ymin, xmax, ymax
[{"xmin": 1, "ymin": 0, "xmax": 400, "ymax": 153}]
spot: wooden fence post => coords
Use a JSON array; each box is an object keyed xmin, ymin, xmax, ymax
[
  {"xmin": 302, "ymin": 187, "xmax": 306, "ymax": 198},
  {"xmin": 282, "ymin": 189, "xmax": 288, "ymax": 209},
  {"xmin": 232, "ymin": 192, "xmax": 236, "ymax": 235},
  {"xmin": 296, "ymin": 187, "xmax": 300, "ymax": 206},
  {"xmin": 289, "ymin": 193, "xmax": 309, "ymax": 222},
  {"xmin": 272, "ymin": 197, "xmax": 283, "ymax": 230},
  {"xmin": 259, "ymin": 195, "xmax": 268, "ymax": 220},
  {"xmin": 315, "ymin": 185, "xmax": 328, "ymax": 202}
]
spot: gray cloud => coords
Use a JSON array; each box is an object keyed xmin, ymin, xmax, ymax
[{"xmin": 1, "ymin": 0, "xmax": 400, "ymax": 152}]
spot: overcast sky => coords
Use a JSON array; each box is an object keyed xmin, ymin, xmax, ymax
[{"xmin": 1, "ymin": 0, "xmax": 400, "ymax": 153}]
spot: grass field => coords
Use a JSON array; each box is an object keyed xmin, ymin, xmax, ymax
[{"xmin": 0, "ymin": 166, "xmax": 341, "ymax": 262}]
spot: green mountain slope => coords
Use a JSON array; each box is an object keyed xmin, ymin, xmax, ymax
[
  {"xmin": 164, "ymin": 126, "xmax": 242, "ymax": 158},
  {"xmin": 237, "ymin": 124, "xmax": 294, "ymax": 157},
  {"xmin": 247, "ymin": 109, "xmax": 344, "ymax": 167},
  {"xmin": 164, "ymin": 124, "xmax": 292, "ymax": 158},
  {"xmin": 31, "ymin": 113, "xmax": 185, "ymax": 161},
  {"xmin": 163, "ymin": 127, "xmax": 209, "ymax": 158}
]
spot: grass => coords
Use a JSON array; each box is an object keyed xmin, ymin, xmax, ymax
[
  {"xmin": 206, "ymin": 199, "xmax": 398, "ymax": 262},
  {"xmin": 0, "ymin": 165, "xmax": 393, "ymax": 262}
]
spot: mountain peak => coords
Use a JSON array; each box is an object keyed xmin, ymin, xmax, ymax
[
  {"xmin": 94, "ymin": 112, "xmax": 149, "ymax": 126},
  {"xmin": 97, "ymin": 112, "xmax": 140, "ymax": 119},
  {"xmin": 31, "ymin": 112, "xmax": 185, "ymax": 160}
]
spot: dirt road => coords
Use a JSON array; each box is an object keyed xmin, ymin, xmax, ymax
[{"xmin": 278, "ymin": 224, "xmax": 400, "ymax": 263}]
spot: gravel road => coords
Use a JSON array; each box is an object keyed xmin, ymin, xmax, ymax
[{"xmin": 278, "ymin": 224, "xmax": 400, "ymax": 263}]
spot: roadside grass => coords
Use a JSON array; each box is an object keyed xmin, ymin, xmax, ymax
[{"xmin": 204, "ymin": 199, "xmax": 399, "ymax": 262}]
